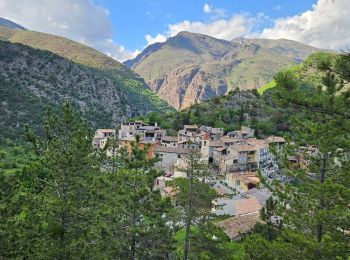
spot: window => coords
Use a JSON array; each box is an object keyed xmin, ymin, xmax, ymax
[
  {"xmin": 236, "ymin": 180, "xmax": 240, "ymax": 186},
  {"xmin": 178, "ymin": 154, "xmax": 181, "ymax": 158}
]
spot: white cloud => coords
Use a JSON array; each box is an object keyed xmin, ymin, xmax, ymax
[
  {"xmin": 203, "ymin": 3, "xmax": 211, "ymax": 14},
  {"xmin": 144, "ymin": 14, "xmax": 257, "ymax": 46},
  {"xmin": 167, "ymin": 15, "xmax": 255, "ymax": 40},
  {"xmin": 261, "ymin": 0, "xmax": 350, "ymax": 50},
  {"xmin": 0, "ymin": 0, "xmax": 137, "ymax": 61},
  {"xmin": 203, "ymin": 3, "xmax": 227, "ymax": 20},
  {"xmin": 145, "ymin": 34, "xmax": 167, "ymax": 46}
]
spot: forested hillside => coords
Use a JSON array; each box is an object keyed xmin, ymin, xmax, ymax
[
  {"xmin": 139, "ymin": 52, "xmax": 344, "ymax": 138},
  {"xmin": 0, "ymin": 40, "xmax": 134, "ymax": 143},
  {"xmin": 0, "ymin": 26, "xmax": 171, "ymax": 113}
]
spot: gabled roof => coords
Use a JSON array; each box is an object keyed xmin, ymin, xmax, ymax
[
  {"xmin": 241, "ymin": 188, "xmax": 272, "ymax": 206},
  {"xmin": 220, "ymin": 136, "xmax": 240, "ymax": 142},
  {"xmin": 209, "ymin": 141, "xmax": 223, "ymax": 147},
  {"xmin": 235, "ymin": 197, "xmax": 262, "ymax": 216},
  {"xmin": 232, "ymin": 144, "xmax": 256, "ymax": 152},
  {"xmin": 161, "ymin": 136, "xmax": 178, "ymax": 142},
  {"xmin": 217, "ymin": 213, "xmax": 262, "ymax": 240},
  {"xmin": 154, "ymin": 146, "xmax": 190, "ymax": 154},
  {"xmin": 265, "ymin": 136, "xmax": 286, "ymax": 144},
  {"xmin": 246, "ymin": 138, "xmax": 269, "ymax": 148}
]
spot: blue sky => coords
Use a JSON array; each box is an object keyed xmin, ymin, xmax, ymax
[
  {"xmin": 1, "ymin": 0, "xmax": 349, "ymax": 61},
  {"xmin": 96, "ymin": 0, "xmax": 317, "ymax": 50}
]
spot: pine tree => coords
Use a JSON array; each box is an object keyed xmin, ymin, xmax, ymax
[
  {"xmin": 102, "ymin": 135, "xmax": 174, "ymax": 259},
  {"xmin": 22, "ymin": 103, "xmax": 102, "ymax": 259},
  {"xmin": 170, "ymin": 148, "xmax": 233, "ymax": 259},
  {"xmin": 245, "ymin": 53, "xmax": 350, "ymax": 259}
]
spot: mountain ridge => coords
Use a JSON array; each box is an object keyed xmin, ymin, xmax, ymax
[
  {"xmin": 125, "ymin": 31, "xmax": 323, "ymax": 109},
  {"xmin": 0, "ymin": 24, "xmax": 172, "ymax": 113},
  {"xmin": 0, "ymin": 17, "xmax": 26, "ymax": 30},
  {"xmin": 0, "ymin": 40, "xmax": 134, "ymax": 143}
]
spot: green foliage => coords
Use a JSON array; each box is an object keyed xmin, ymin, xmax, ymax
[
  {"xmin": 174, "ymin": 225, "xmax": 245, "ymax": 260},
  {"xmin": 0, "ymin": 141, "xmax": 34, "ymax": 174},
  {"xmin": 244, "ymin": 51, "xmax": 350, "ymax": 259},
  {"xmin": 0, "ymin": 103, "xmax": 175, "ymax": 259},
  {"xmin": 169, "ymin": 149, "xmax": 236, "ymax": 259},
  {"xmin": 0, "ymin": 27, "xmax": 173, "ymax": 123},
  {"xmin": 105, "ymin": 137, "xmax": 174, "ymax": 259},
  {"xmin": 257, "ymin": 80, "xmax": 276, "ymax": 95},
  {"xmin": 139, "ymin": 90, "xmax": 294, "ymax": 137}
]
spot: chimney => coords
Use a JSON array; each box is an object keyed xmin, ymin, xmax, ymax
[{"xmin": 155, "ymin": 122, "xmax": 158, "ymax": 127}]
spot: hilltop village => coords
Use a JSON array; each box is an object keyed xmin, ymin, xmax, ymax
[{"xmin": 93, "ymin": 121, "xmax": 312, "ymax": 239}]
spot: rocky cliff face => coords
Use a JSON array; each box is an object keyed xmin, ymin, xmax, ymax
[
  {"xmin": 0, "ymin": 40, "xmax": 134, "ymax": 141},
  {"xmin": 125, "ymin": 31, "xmax": 321, "ymax": 109},
  {"xmin": 0, "ymin": 25, "xmax": 172, "ymax": 114}
]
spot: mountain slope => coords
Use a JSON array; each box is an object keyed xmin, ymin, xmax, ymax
[
  {"xmin": 125, "ymin": 31, "xmax": 322, "ymax": 109},
  {"xmin": 0, "ymin": 18, "xmax": 26, "ymax": 30},
  {"xmin": 0, "ymin": 40, "xmax": 136, "ymax": 143},
  {"xmin": 139, "ymin": 52, "xmax": 344, "ymax": 137},
  {"xmin": 0, "ymin": 25, "xmax": 171, "ymax": 113}
]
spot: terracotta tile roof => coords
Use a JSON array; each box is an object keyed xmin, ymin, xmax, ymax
[
  {"xmin": 232, "ymin": 144, "xmax": 256, "ymax": 152},
  {"xmin": 220, "ymin": 136, "xmax": 240, "ymax": 142},
  {"xmin": 265, "ymin": 136, "xmax": 286, "ymax": 144},
  {"xmin": 217, "ymin": 213, "xmax": 262, "ymax": 240},
  {"xmin": 209, "ymin": 141, "xmax": 224, "ymax": 147},
  {"xmin": 235, "ymin": 197, "xmax": 262, "ymax": 216},
  {"xmin": 231, "ymin": 174, "xmax": 260, "ymax": 184},
  {"xmin": 241, "ymin": 188, "xmax": 272, "ymax": 206},
  {"xmin": 161, "ymin": 136, "xmax": 178, "ymax": 142},
  {"xmin": 247, "ymin": 138, "xmax": 269, "ymax": 148},
  {"xmin": 154, "ymin": 146, "xmax": 190, "ymax": 154}
]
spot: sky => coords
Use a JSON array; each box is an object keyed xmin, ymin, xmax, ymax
[{"xmin": 0, "ymin": 0, "xmax": 349, "ymax": 62}]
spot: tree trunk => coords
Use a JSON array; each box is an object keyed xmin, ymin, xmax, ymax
[
  {"xmin": 59, "ymin": 171, "xmax": 68, "ymax": 260},
  {"xmin": 183, "ymin": 154, "xmax": 194, "ymax": 260},
  {"xmin": 316, "ymin": 155, "xmax": 327, "ymax": 243},
  {"xmin": 130, "ymin": 171, "xmax": 137, "ymax": 260}
]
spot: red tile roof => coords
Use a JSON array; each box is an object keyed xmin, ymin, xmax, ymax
[{"xmin": 235, "ymin": 197, "xmax": 262, "ymax": 216}]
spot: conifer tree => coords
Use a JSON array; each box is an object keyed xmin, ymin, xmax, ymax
[
  {"xmin": 170, "ymin": 148, "xmax": 233, "ymax": 259},
  {"xmin": 103, "ymin": 135, "xmax": 174, "ymax": 259},
  {"xmin": 245, "ymin": 53, "xmax": 350, "ymax": 259},
  {"xmin": 23, "ymin": 103, "xmax": 102, "ymax": 259}
]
